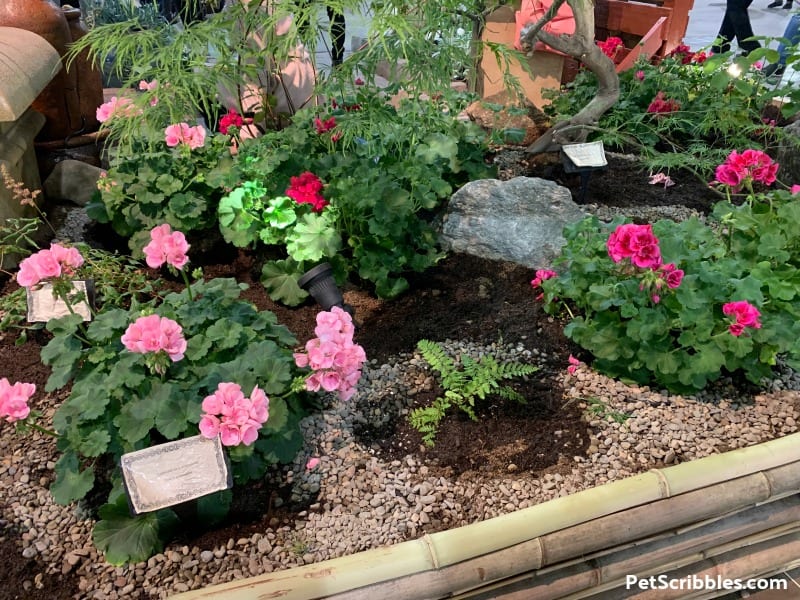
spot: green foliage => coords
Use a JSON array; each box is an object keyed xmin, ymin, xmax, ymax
[
  {"xmin": 542, "ymin": 189, "xmax": 800, "ymax": 393},
  {"xmin": 220, "ymin": 92, "xmax": 494, "ymax": 303},
  {"xmin": 544, "ymin": 47, "xmax": 798, "ymax": 179},
  {"xmin": 86, "ymin": 136, "xmax": 234, "ymax": 255},
  {"xmin": 409, "ymin": 340, "xmax": 539, "ymax": 446},
  {"xmin": 42, "ymin": 276, "xmax": 308, "ymax": 563}
]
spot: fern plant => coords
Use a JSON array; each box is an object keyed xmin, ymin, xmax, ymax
[{"xmin": 409, "ymin": 339, "xmax": 539, "ymax": 447}]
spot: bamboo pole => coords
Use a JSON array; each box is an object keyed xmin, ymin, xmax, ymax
[
  {"xmin": 452, "ymin": 496, "xmax": 800, "ymax": 600},
  {"xmin": 170, "ymin": 433, "xmax": 800, "ymax": 600}
]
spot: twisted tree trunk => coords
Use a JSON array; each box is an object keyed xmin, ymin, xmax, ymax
[{"xmin": 517, "ymin": 0, "xmax": 620, "ymax": 153}]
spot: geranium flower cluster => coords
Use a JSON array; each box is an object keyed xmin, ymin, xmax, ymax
[
  {"xmin": 722, "ymin": 301, "xmax": 762, "ymax": 337},
  {"xmin": 286, "ymin": 171, "xmax": 328, "ymax": 212},
  {"xmin": 607, "ymin": 223, "xmax": 662, "ymax": 269},
  {"xmin": 314, "ymin": 116, "xmax": 342, "ymax": 142},
  {"xmin": 143, "ymin": 224, "xmax": 190, "ymax": 270},
  {"xmin": 598, "ymin": 36, "xmax": 624, "ymax": 59},
  {"xmin": 164, "ymin": 123, "xmax": 206, "ymax": 150},
  {"xmin": 0, "ymin": 378, "xmax": 35, "ymax": 423},
  {"xmin": 96, "ymin": 96, "xmax": 142, "ymax": 123},
  {"xmin": 17, "ymin": 243, "xmax": 84, "ymax": 287},
  {"xmin": 218, "ymin": 108, "xmax": 244, "ymax": 135},
  {"xmin": 713, "ymin": 149, "xmax": 779, "ymax": 193},
  {"xmin": 530, "ymin": 269, "xmax": 557, "ymax": 300},
  {"xmin": 294, "ymin": 306, "xmax": 366, "ymax": 401},
  {"xmin": 647, "ymin": 91, "xmax": 681, "ymax": 115},
  {"xmin": 138, "ymin": 80, "xmax": 158, "ymax": 106},
  {"xmin": 667, "ymin": 44, "xmax": 707, "ymax": 64},
  {"xmin": 198, "ymin": 383, "xmax": 270, "ymax": 447},
  {"xmin": 607, "ymin": 224, "xmax": 684, "ymax": 303},
  {"xmin": 121, "ymin": 314, "xmax": 187, "ymax": 362}
]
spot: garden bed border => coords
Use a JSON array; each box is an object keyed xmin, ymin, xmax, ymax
[{"xmin": 170, "ymin": 433, "xmax": 800, "ymax": 599}]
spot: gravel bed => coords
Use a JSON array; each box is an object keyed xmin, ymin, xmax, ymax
[{"xmin": 1, "ymin": 337, "xmax": 798, "ymax": 599}]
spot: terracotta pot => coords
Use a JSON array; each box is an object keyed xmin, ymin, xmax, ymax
[
  {"xmin": 0, "ymin": 0, "xmax": 82, "ymax": 141},
  {"xmin": 63, "ymin": 6, "xmax": 105, "ymax": 133}
]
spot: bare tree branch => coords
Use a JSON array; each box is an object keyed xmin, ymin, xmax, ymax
[{"xmin": 517, "ymin": 0, "xmax": 620, "ymax": 154}]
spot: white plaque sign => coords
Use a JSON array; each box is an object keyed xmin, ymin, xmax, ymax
[
  {"xmin": 562, "ymin": 141, "xmax": 608, "ymax": 168},
  {"xmin": 121, "ymin": 435, "xmax": 232, "ymax": 514},
  {"xmin": 26, "ymin": 280, "xmax": 93, "ymax": 322}
]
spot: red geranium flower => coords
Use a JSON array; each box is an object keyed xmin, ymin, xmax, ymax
[{"xmin": 286, "ymin": 172, "xmax": 328, "ymax": 212}]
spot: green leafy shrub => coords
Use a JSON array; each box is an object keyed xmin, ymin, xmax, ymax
[
  {"xmin": 221, "ymin": 90, "xmax": 493, "ymax": 303},
  {"xmin": 540, "ymin": 188, "xmax": 800, "ymax": 393},
  {"xmin": 87, "ymin": 134, "xmax": 234, "ymax": 255},
  {"xmin": 409, "ymin": 339, "xmax": 539, "ymax": 446}
]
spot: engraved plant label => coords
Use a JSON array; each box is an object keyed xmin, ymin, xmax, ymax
[
  {"xmin": 120, "ymin": 435, "xmax": 232, "ymax": 514},
  {"xmin": 562, "ymin": 141, "xmax": 608, "ymax": 168}
]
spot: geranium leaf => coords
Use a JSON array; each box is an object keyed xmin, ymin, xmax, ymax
[
  {"xmin": 260, "ymin": 259, "xmax": 308, "ymax": 306},
  {"xmin": 78, "ymin": 430, "xmax": 111, "ymax": 457},
  {"xmin": 51, "ymin": 452, "xmax": 94, "ymax": 505},
  {"xmin": 286, "ymin": 213, "xmax": 341, "ymax": 263},
  {"xmin": 93, "ymin": 496, "xmax": 178, "ymax": 566}
]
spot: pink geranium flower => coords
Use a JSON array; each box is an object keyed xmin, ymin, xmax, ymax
[
  {"xmin": 294, "ymin": 307, "xmax": 366, "ymax": 401},
  {"xmin": 121, "ymin": 314, "xmax": 187, "ymax": 362},
  {"xmin": 199, "ymin": 383, "xmax": 270, "ymax": 447},
  {"xmin": 143, "ymin": 224, "xmax": 190, "ymax": 270},
  {"xmin": 96, "ymin": 96, "xmax": 141, "ymax": 123},
  {"xmin": 0, "ymin": 378, "xmax": 36, "ymax": 423},
  {"xmin": 791, "ymin": 185, "xmax": 800, "ymax": 194},
  {"xmin": 16, "ymin": 243, "xmax": 84, "ymax": 288},
  {"xmin": 164, "ymin": 123, "xmax": 206, "ymax": 150},
  {"xmin": 607, "ymin": 223, "xmax": 662, "ymax": 269},
  {"xmin": 314, "ymin": 116, "xmax": 337, "ymax": 134},
  {"xmin": 647, "ymin": 91, "xmax": 681, "ymax": 115},
  {"xmin": 530, "ymin": 269, "xmax": 557, "ymax": 300}
]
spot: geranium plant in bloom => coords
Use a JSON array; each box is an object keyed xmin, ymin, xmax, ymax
[
  {"xmin": 293, "ymin": 306, "xmax": 367, "ymax": 401},
  {"xmin": 39, "ymin": 233, "xmax": 311, "ymax": 565},
  {"xmin": 541, "ymin": 159, "xmax": 800, "ymax": 392}
]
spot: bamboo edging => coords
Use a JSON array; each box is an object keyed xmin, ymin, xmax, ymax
[{"xmin": 170, "ymin": 433, "xmax": 800, "ymax": 600}]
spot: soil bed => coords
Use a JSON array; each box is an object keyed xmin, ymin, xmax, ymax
[{"xmin": 1, "ymin": 152, "xmax": 796, "ymax": 600}]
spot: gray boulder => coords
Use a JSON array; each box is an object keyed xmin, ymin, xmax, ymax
[
  {"xmin": 440, "ymin": 177, "xmax": 587, "ymax": 268},
  {"xmin": 43, "ymin": 159, "xmax": 104, "ymax": 207}
]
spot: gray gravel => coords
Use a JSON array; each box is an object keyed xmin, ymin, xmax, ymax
[{"xmin": 1, "ymin": 337, "xmax": 798, "ymax": 599}]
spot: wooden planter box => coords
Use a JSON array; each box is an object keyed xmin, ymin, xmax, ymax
[
  {"xmin": 171, "ymin": 434, "xmax": 800, "ymax": 599},
  {"xmin": 480, "ymin": 0, "xmax": 695, "ymax": 103}
]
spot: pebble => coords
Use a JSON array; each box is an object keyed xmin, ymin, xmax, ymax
[{"xmin": 3, "ymin": 336, "xmax": 798, "ymax": 599}]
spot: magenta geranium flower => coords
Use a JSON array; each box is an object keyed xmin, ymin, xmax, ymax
[
  {"xmin": 647, "ymin": 91, "xmax": 681, "ymax": 115},
  {"xmin": 286, "ymin": 171, "xmax": 328, "ymax": 212},
  {"xmin": 143, "ymin": 224, "xmax": 190, "ymax": 270},
  {"xmin": 607, "ymin": 223, "xmax": 662, "ymax": 269},
  {"xmin": 722, "ymin": 300, "xmax": 762, "ymax": 336},
  {"xmin": 0, "ymin": 378, "xmax": 35, "ymax": 423},
  {"xmin": 219, "ymin": 108, "xmax": 244, "ymax": 135},
  {"xmin": 713, "ymin": 149, "xmax": 779, "ymax": 192}
]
